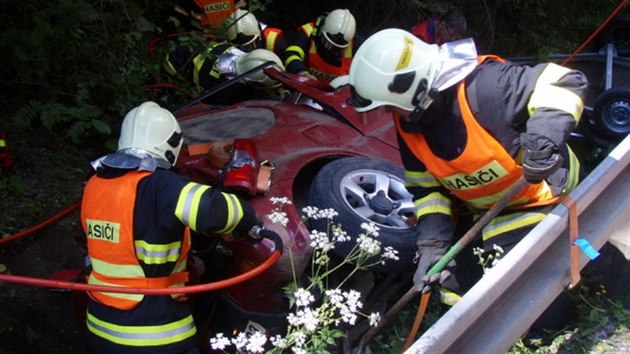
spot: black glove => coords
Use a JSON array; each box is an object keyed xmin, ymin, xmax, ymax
[
  {"xmin": 248, "ymin": 225, "xmax": 283, "ymax": 254},
  {"xmin": 518, "ymin": 133, "xmax": 564, "ymax": 184},
  {"xmin": 413, "ymin": 240, "xmax": 454, "ymax": 293}
]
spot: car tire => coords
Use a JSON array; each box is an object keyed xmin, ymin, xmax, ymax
[
  {"xmin": 590, "ymin": 87, "xmax": 630, "ymax": 142},
  {"xmin": 307, "ymin": 157, "xmax": 418, "ymax": 273},
  {"xmin": 593, "ymin": 13, "xmax": 630, "ymax": 56}
]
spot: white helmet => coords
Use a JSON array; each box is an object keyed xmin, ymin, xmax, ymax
[
  {"xmin": 348, "ymin": 28, "xmax": 441, "ymax": 113},
  {"xmin": 225, "ymin": 9, "xmax": 261, "ymax": 50},
  {"xmin": 329, "ymin": 74, "xmax": 349, "ymax": 89},
  {"xmin": 235, "ymin": 49, "xmax": 285, "ymax": 87},
  {"xmin": 118, "ymin": 101, "xmax": 183, "ymax": 166},
  {"xmin": 321, "ymin": 9, "xmax": 356, "ymax": 48}
]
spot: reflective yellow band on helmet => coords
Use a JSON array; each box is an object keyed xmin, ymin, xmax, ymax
[
  {"xmin": 175, "ymin": 182, "xmax": 211, "ymax": 232},
  {"xmin": 414, "ymin": 192, "xmax": 452, "ymax": 218},
  {"xmin": 216, "ymin": 192, "xmax": 243, "ymax": 234},
  {"xmin": 528, "ymin": 63, "xmax": 584, "ymax": 121},
  {"xmin": 134, "ymin": 240, "xmax": 182, "ymax": 265},
  {"xmin": 86, "ymin": 312, "xmax": 196, "ymax": 346},
  {"xmin": 405, "ymin": 170, "xmax": 441, "ymax": 188},
  {"xmin": 482, "ymin": 211, "xmax": 547, "ymax": 240}
]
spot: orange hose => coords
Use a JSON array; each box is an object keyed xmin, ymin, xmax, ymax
[
  {"xmin": 0, "ymin": 250, "xmax": 281, "ymax": 294},
  {"xmin": 0, "ymin": 201, "xmax": 80, "ymax": 245},
  {"xmin": 562, "ymin": 0, "xmax": 628, "ymax": 65}
]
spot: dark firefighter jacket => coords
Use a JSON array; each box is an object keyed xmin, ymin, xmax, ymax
[
  {"xmin": 397, "ymin": 57, "xmax": 588, "ymax": 248},
  {"xmin": 164, "ymin": 42, "xmax": 257, "ymax": 106},
  {"xmin": 81, "ymin": 167, "xmax": 257, "ymax": 354}
]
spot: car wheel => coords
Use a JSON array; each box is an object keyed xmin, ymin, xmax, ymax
[
  {"xmin": 594, "ymin": 13, "xmax": 630, "ymax": 56},
  {"xmin": 590, "ymin": 87, "xmax": 630, "ymax": 142},
  {"xmin": 307, "ymin": 157, "xmax": 418, "ymax": 273}
]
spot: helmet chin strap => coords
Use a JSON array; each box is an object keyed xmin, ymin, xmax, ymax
[{"xmin": 408, "ymin": 79, "xmax": 439, "ymax": 123}]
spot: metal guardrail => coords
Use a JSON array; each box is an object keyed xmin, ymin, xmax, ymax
[{"xmin": 406, "ymin": 134, "xmax": 630, "ymax": 354}]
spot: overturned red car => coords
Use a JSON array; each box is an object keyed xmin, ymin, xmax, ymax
[{"xmin": 172, "ymin": 66, "xmax": 419, "ymax": 350}]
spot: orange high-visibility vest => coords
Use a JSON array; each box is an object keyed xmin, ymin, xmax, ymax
[
  {"xmin": 195, "ymin": 0, "xmax": 235, "ymax": 28},
  {"xmin": 396, "ymin": 56, "xmax": 554, "ymax": 210},
  {"xmin": 81, "ymin": 171, "xmax": 190, "ymax": 310},
  {"xmin": 299, "ymin": 22, "xmax": 353, "ymax": 84}
]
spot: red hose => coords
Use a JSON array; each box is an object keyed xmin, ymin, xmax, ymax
[
  {"xmin": 0, "ymin": 201, "xmax": 80, "ymax": 245},
  {"xmin": 0, "ymin": 250, "xmax": 281, "ymax": 294},
  {"xmin": 562, "ymin": 0, "xmax": 628, "ymax": 65}
]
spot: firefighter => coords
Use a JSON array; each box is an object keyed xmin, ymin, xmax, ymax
[
  {"xmin": 347, "ymin": 29, "xmax": 587, "ymax": 295},
  {"xmin": 284, "ymin": 9, "xmax": 360, "ymax": 84},
  {"xmin": 164, "ymin": 43, "xmax": 285, "ymax": 105},
  {"xmin": 80, "ymin": 101, "xmax": 273, "ymax": 354},
  {"xmin": 225, "ymin": 9, "xmax": 287, "ymax": 56},
  {"xmin": 410, "ymin": 10, "xmax": 467, "ymax": 45}
]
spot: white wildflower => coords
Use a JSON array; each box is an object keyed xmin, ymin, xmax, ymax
[
  {"xmin": 317, "ymin": 208, "xmax": 338, "ymax": 220},
  {"xmin": 270, "ymin": 196, "xmax": 292, "ymax": 205},
  {"xmin": 301, "ymin": 308, "xmax": 320, "ymax": 332},
  {"xmin": 302, "ymin": 206, "xmax": 319, "ymax": 218},
  {"xmin": 270, "ymin": 335, "xmax": 287, "ymax": 349},
  {"xmin": 267, "ymin": 210, "xmax": 289, "ymax": 227},
  {"xmin": 210, "ymin": 333, "xmax": 230, "ymax": 350},
  {"xmin": 312, "ymin": 252, "xmax": 330, "ymax": 265},
  {"xmin": 369, "ymin": 312, "xmax": 381, "ymax": 327},
  {"xmin": 344, "ymin": 290, "xmax": 362, "ymax": 312},
  {"xmin": 231, "ymin": 332, "xmax": 248, "ymax": 351},
  {"xmin": 309, "ymin": 230, "xmax": 332, "ymax": 251},
  {"xmin": 492, "ymin": 244, "xmax": 504, "ymax": 254},
  {"xmin": 287, "ymin": 312, "xmax": 301, "ymax": 326},
  {"xmin": 292, "ymin": 348, "xmax": 307, "ymax": 354},
  {"xmin": 293, "ymin": 331, "xmax": 307, "ymax": 347},
  {"xmin": 294, "ymin": 288, "xmax": 315, "ymax": 307},
  {"xmin": 326, "ymin": 289, "xmax": 344, "ymax": 307},
  {"xmin": 246, "ymin": 331, "xmax": 268, "ymax": 353},
  {"xmin": 382, "ymin": 246, "xmax": 399, "ymax": 261},
  {"xmin": 331, "ymin": 225, "xmax": 351, "ymax": 242},
  {"xmin": 357, "ymin": 233, "xmax": 381, "ymax": 255},
  {"xmin": 361, "ymin": 222, "xmax": 380, "ymax": 236}
]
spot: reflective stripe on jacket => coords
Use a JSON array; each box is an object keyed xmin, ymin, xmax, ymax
[
  {"xmin": 81, "ymin": 171, "xmax": 191, "ymax": 310},
  {"xmin": 396, "ymin": 56, "xmax": 555, "ymax": 211},
  {"xmin": 263, "ymin": 27, "xmax": 283, "ymax": 53}
]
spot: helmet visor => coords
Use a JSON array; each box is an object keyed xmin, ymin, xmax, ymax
[
  {"xmin": 231, "ymin": 33, "xmax": 260, "ymax": 52},
  {"xmin": 321, "ymin": 31, "xmax": 349, "ymax": 49}
]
